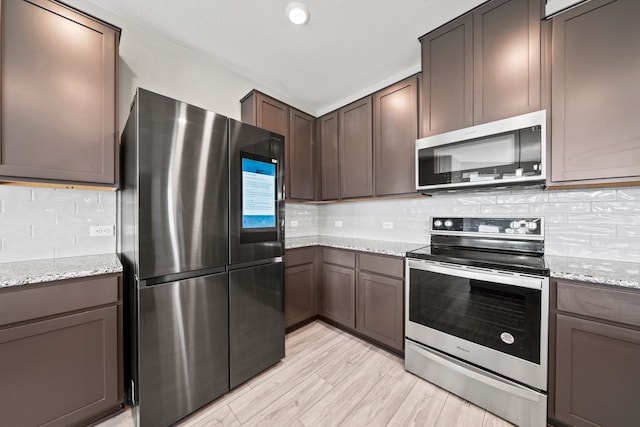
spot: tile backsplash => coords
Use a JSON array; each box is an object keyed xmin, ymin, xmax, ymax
[
  {"xmin": 0, "ymin": 186, "xmax": 116, "ymax": 263},
  {"xmin": 287, "ymin": 186, "xmax": 640, "ymax": 263},
  {"xmin": 1, "ymin": 185, "xmax": 638, "ymax": 263}
]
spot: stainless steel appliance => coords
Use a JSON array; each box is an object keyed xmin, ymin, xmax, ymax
[
  {"xmin": 119, "ymin": 88, "xmax": 285, "ymax": 427},
  {"xmin": 405, "ymin": 217, "xmax": 549, "ymax": 427},
  {"xmin": 416, "ymin": 110, "xmax": 546, "ymax": 192}
]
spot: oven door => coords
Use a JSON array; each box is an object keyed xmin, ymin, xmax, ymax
[{"xmin": 406, "ymin": 258, "xmax": 548, "ymax": 391}]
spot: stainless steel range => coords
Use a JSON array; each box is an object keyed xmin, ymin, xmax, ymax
[{"xmin": 405, "ymin": 217, "xmax": 549, "ymax": 427}]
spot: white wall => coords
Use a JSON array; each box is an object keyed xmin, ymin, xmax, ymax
[{"xmin": 286, "ymin": 186, "xmax": 640, "ymax": 263}]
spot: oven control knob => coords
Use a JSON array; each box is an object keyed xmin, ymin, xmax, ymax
[
  {"xmin": 526, "ymin": 221, "xmax": 538, "ymax": 230},
  {"xmin": 444, "ymin": 220, "xmax": 453, "ymax": 228},
  {"xmin": 510, "ymin": 221, "xmax": 519, "ymax": 229},
  {"xmin": 434, "ymin": 220, "xmax": 443, "ymax": 227}
]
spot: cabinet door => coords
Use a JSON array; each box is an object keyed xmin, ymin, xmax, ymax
[
  {"xmin": 339, "ymin": 97, "xmax": 373, "ymax": 198},
  {"xmin": 0, "ymin": 306, "xmax": 119, "ymax": 427},
  {"xmin": 420, "ymin": 14, "xmax": 473, "ymax": 137},
  {"xmin": 322, "ymin": 263, "xmax": 356, "ymax": 329},
  {"xmin": 320, "ymin": 112, "xmax": 339, "ymax": 200},
  {"xmin": 555, "ymin": 314, "xmax": 640, "ymax": 426},
  {"xmin": 373, "ymin": 76, "xmax": 418, "ymax": 196},
  {"xmin": 473, "ymin": 0, "xmax": 541, "ymax": 124},
  {"xmin": 0, "ymin": 0, "xmax": 118, "ymax": 185},
  {"xmin": 551, "ymin": 0, "xmax": 640, "ymax": 184},
  {"xmin": 253, "ymin": 93, "xmax": 291, "ymax": 194},
  {"xmin": 357, "ymin": 272, "xmax": 404, "ymax": 351},
  {"xmin": 285, "ymin": 263, "xmax": 316, "ymax": 327},
  {"xmin": 289, "ymin": 109, "xmax": 315, "ymax": 200}
]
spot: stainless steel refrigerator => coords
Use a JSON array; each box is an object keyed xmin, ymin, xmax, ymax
[{"xmin": 119, "ymin": 88, "xmax": 285, "ymax": 427}]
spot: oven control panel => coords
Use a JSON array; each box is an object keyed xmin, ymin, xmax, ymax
[{"xmin": 431, "ymin": 217, "xmax": 543, "ymax": 237}]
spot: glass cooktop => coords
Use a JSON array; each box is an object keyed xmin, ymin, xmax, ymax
[{"xmin": 406, "ymin": 245, "xmax": 549, "ymax": 277}]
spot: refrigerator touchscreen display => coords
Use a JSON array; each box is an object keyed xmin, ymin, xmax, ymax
[{"xmin": 241, "ymin": 155, "xmax": 277, "ymax": 230}]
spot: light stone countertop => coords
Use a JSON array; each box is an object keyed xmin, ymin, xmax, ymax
[
  {"xmin": 546, "ymin": 255, "xmax": 640, "ymax": 290},
  {"xmin": 286, "ymin": 235, "xmax": 425, "ymax": 257},
  {"xmin": 287, "ymin": 236, "xmax": 640, "ymax": 290},
  {"xmin": 0, "ymin": 253, "xmax": 123, "ymax": 288}
]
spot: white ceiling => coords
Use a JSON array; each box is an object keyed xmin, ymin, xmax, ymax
[{"xmin": 84, "ymin": 0, "xmax": 486, "ymax": 115}]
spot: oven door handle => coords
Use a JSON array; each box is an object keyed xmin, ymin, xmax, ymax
[{"xmin": 407, "ymin": 259, "xmax": 544, "ymax": 291}]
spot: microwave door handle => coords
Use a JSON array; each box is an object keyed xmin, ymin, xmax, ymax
[{"xmin": 407, "ymin": 260, "xmax": 543, "ymax": 291}]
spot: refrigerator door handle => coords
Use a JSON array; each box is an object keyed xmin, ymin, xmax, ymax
[{"xmin": 139, "ymin": 266, "xmax": 228, "ymax": 287}]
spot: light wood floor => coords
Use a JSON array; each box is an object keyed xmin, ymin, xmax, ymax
[{"xmin": 97, "ymin": 321, "xmax": 513, "ymax": 427}]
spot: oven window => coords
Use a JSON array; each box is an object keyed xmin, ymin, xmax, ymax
[{"xmin": 409, "ymin": 269, "xmax": 541, "ymax": 364}]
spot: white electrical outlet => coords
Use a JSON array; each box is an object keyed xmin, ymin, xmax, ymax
[
  {"xmin": 334, "ymin": 220, "xmax": 343, "ymax": 228},
  {"xmin": 90, "ymin": 225, "xmax": 114, "ymax": 237},
  {"xmin": 382, "ymin": 221, "xmax": 394, "ymax": 230},
  {"xmin": 290, "ymin": 220, "xmax": 299, "ymax": 227}
]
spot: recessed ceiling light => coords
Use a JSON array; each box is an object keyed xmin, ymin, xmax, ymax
[{"xmin": 286, "ymin": 2, "xmax": 310, "ymax": 25}]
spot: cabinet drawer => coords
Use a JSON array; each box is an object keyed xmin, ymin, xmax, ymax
[
  {"xmin": 358, "ymin": 253, "xmax": 404, "ymax": 278},
  {"xmin": 556, "ymin": 280, "xmax": 640, "ymax": 328},
  {"xmin": 285, "ymin": 247, "xmax": 316, "ymax": 267},
  {"xmin": 0, "ymin": 274, "xmax": 119, "ymax": 327},
  {"xmin": 323, "ymin": 248, "xmax": 356, "ymax": 268}
]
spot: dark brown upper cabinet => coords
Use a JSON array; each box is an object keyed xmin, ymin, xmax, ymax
[
  {"xmin": 319, "ymin": 112, "xmax": 340, "ymax": 200},
  {"xmin": 338, "ymin": 97, "xmax": 373, "ymax": 199},
  {"xmin": 373, "ymin": 76, "xmax": 418, "ymax": 196},
  {"xmin": 419, "ymin": 0, "xmax": 541, "ymax": 137},
  {"xmin": 241, "ymin": 90, "xmax": 319, "ymax": 200},
  {"xmin": 550, "ymin": 0, "xmax": 640, "ymax": 186},
  {"xmin": 240, "ymin": 91, "xmax": 291, "ymax": 194},
  {"xmin": 473, "ymin": 0, "xmax": 541, "ymax": 124},
  {"xmin": 419, "ymin": 14, "xmax": 473, "ymax": 137},
  {"xmin": 0, "ymin": 0, "xmax": 120, "ymax": 186},
  {"xmin": 289, "ymin": 109, "xmax": 315, "ymax": 200}
]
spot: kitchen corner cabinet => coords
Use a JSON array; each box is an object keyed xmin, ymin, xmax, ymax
[
  {"xmin": 550, "ymin": 279, "xmax": 640, "ymax": 426},
  {"xmin": 241, "ymin": 90, "xmax": 317, "ymax": 200},
  {"xmin": 373, "ymin": 75, "xmax": 418, "ymax": 196},
  {"xmin": 320, "ymin": 247, "xmax": 405, "ymax": 352},
  {"xmin": 284, "ymin": 247, "xmax": 319, "ymax": 328},
  {"xmin": 319, "ymin": 112, "xmax": 340, "ymax": 200},
  {"xmin": 0, "ymin": 274, "xmax": 123, "ymax": 427},
  {"xmin": 0, "ymin": 0, "xmax": 120, "ymax": 186},
  {"xmin": 338, "ymin": 97, "xmax": 373, "ymax": 199},
  {"xmin": 419, "ymin": 0, "xmax": 541, "ymax": 136},
  {"xmin": 549, "ymin": 0, "xmax": 640, "ymax": 186}
]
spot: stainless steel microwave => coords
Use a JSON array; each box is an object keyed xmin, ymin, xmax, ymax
[{"xmin": 416, "ymin": 110, "xmax": 546, "ymax": 192}]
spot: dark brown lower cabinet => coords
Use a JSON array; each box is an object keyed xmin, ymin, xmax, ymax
[
  {"xmin": 322, "ymin": 263, "xmax": 356, "ymax": 329},
  {"xmin": 357, "ymin": 272, "xmax": 404, "ymax": 351},
  {"xmin": 319, "ymin": 248, "xmax": 404, "ymax": 352},
  {"xmin": 551, "ymin": 279, "xmax": 640, "ymax": 427},
  {"xmin": 0, "ymin": 274, "xmax": 122, "ymax": 427},
  {"xmin": 284, "ymin": 247, "xmax": 318, "ymax": 328},
  {"xmin": 555, "ymin": 314, "xmax": 640, "ymax": 427}
]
